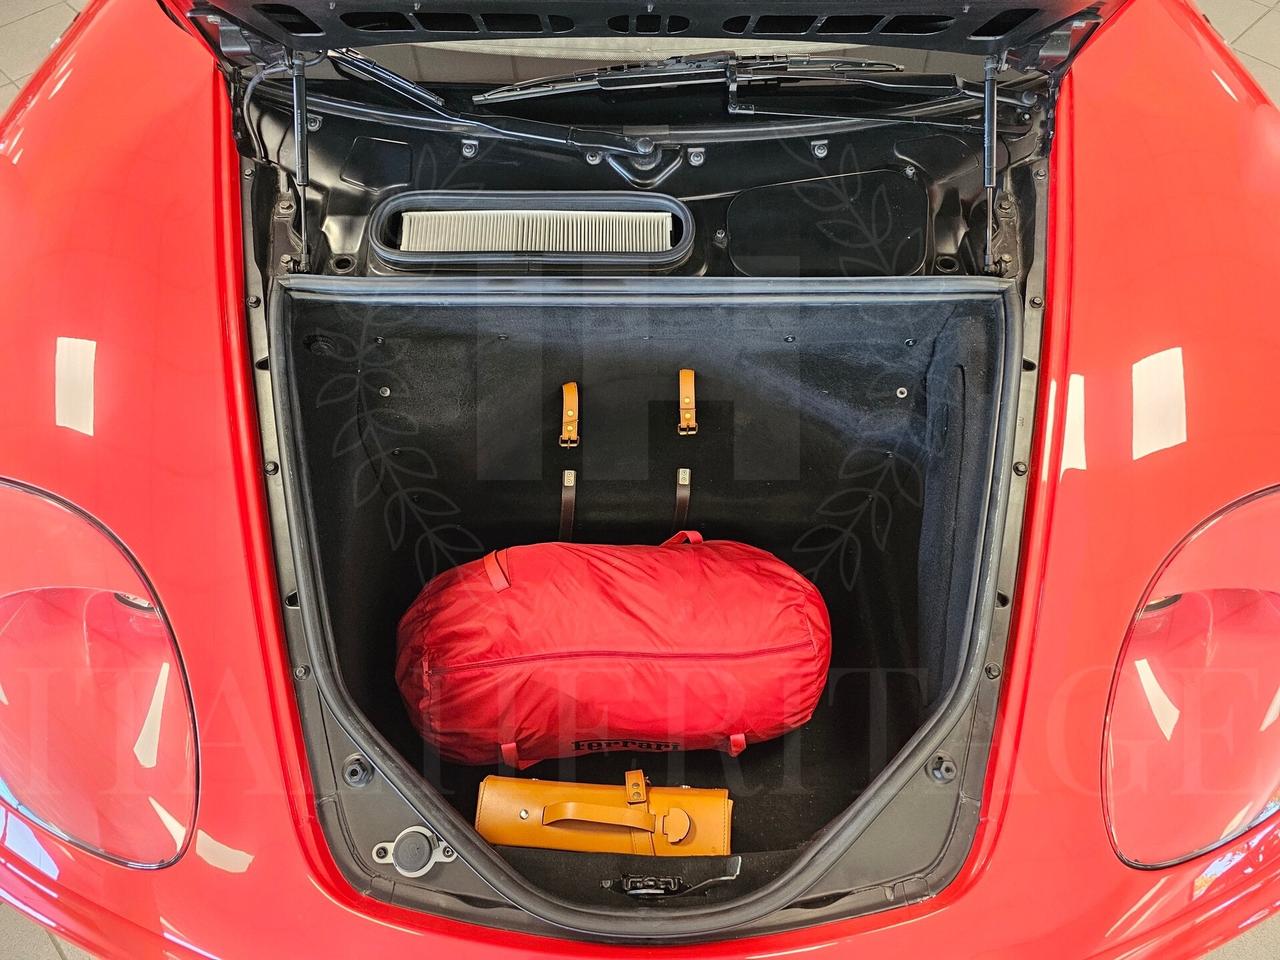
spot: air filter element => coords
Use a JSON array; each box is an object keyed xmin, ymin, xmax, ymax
[
  {"xmin": 370, "ymin": 191, "xmax": 694, "ymax": 271},
  {"xmin": 400, "ymin": 210, "xmax": 673, "ymax": 254}
]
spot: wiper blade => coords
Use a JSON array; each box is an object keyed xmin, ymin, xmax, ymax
[
  {"xmin": 328, "ymin": 48, "xmax": 656, "ymax": 157},
  {"xmin": 471, "ymin": 52, "xmax": 909, "ymax": 105}
]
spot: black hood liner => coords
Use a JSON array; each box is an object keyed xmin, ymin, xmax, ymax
[{"xmin": 204, "ymin": 0, "xmax": 1108, "ymax": 57}]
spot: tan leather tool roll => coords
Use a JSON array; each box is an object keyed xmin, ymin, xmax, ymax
[{"xmin": 475, "ymin": 769, "xmax": 731, "ymax": 857}]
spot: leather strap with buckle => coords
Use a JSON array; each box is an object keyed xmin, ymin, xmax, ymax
[
  {"xmin": 560, "ymin": 381, "xmax": 580, "ymax": 447},
  {"xmin": 678, "ymin": 368, "xmax": 697, "ymax": 435}
]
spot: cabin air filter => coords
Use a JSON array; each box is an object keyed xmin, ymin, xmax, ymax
[
  {"xmin": 400, "ymin": 209, "xmax": 674, "ymax": 254},
  {"xmin": 369, "ymin": 190, "xmax": 695, "ymax": 271}
]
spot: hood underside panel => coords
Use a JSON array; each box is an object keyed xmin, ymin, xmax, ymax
[{"xmin": 197, "ymin": 0, "xmax": 1108, "ymax": 56}]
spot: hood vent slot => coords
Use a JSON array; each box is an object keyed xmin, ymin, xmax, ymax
[{"xmin": 369, "ymin": 191, "xmax": 695, "ymax": 272}]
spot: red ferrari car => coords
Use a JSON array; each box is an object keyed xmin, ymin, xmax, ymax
[{"xmin": 1, "ymin": 0, "xmax": 1278, "ymax": 954}]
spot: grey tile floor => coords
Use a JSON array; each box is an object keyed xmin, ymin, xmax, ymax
[{"xmin": 0, "ymin": 0, "xmax": 1277, "ymax": 955}]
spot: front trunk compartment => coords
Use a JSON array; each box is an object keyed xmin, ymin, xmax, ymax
[
  {"xmin": 234, "ymin": 43, "xmax": 1048, "ymax": 941},
  {"xmin": 267, "ymin": 274, "xmax": 1019, "ymax": 918}
]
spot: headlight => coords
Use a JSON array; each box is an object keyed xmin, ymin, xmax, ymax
[
  {"xmin": 1105, "ymin": 487, "xmax": 1280, "ymax": 867},
  {"xmin": 0, "ymin": 481, "xmax": 196, "ymax": 868}
]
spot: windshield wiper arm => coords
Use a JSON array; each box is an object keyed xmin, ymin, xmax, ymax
[
  {"xmin": 328, "ymin": 48, "xmax": 656, "ymax": 157},
  {"xmin": 471, "ymin": 52, "xmax": 907, "ymax": 105}
]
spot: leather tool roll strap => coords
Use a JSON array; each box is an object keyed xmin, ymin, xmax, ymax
[
  {"xmin": 560, "ymin": 381, "xmax": 580, "ymax": 447},
  {"xmin": 678, "ymin": 368, "xmax": 697, "ymax": 435},
  {"xmin": 475, "ymin": 769, "xmax": 731, "ymax": 857}
]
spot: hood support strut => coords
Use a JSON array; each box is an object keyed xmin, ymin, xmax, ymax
[
  {"xmin": 982, "ymin": 55, "xmax": 1000, "ymax": 274},
  {"xmin": 290, "ymin": 52, "xmax": 311, "ymax": 272}
]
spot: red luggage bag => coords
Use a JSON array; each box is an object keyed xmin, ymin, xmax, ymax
[{"xmin": 396, "ymin": 531, "xmax": 832, "ymax": 768}]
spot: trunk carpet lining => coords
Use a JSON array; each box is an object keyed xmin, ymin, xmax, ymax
[{"xmin": 286, "ymin": 292, "xmax": 999, "ymax": 856}]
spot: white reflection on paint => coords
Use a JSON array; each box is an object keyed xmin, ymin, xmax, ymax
[
  {"xmin": 1134, "ymin": 657, "xmax": 1181, "ymax": 740},
  {"xmin": 1262, "ymin": 684, "xmax": 1280, "ymax": 733},
  {"xmin": 195, "ymin": 831, "xmax": 253, "ymax": 874},
  {"xmin": 1132, "ymin": 347, "xmax": 1187, "ymax": 460},
  {"xmin": 148, "ymin": 797, "xmax": 187, "ymax": 851},
  {"xmin": 54, "ymin": 337, "xmax": 96, "ymax": 436},
  {"xmin": 133, "ymin": 661, "xmax": 170, "ymax": 769},
  {"xmin": 1, "ymin": 812, "xmax": 58, "ymax": 880},
  {"xmin": 1212, "ymin": 71, "xmax": 1239, "ymax": 102},
  {"xmin": 1061, "ymin": 373, "xmax": 1087, "ymax": 475}
]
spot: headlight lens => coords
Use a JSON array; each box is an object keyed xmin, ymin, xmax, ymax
[
  {"xmin": 0, "ymin": 482, "xmax": 196, "ymax": 868},
  {"xmin": 1105, "ymin": 487, "xmax": 1280, "ymax": 867}
]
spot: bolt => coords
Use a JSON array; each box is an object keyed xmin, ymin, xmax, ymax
[
  {"xmin": 343, "ymin": 756, "xmax": 372, "ymax": 787},
  {"xmin": 460, "ymin": 140, "xmax": 479, "ymax": 159},
  {"xmin": 585, "ymin": 151, "xmax": 602, "ymax": 165},
  {"xmin": 784, "ymin": 335, "xmax": 796, "ymax": 343},
  {"xmin": 929, "ymin": 753, "xmax": 958, "ymax": 784},
  {"xmin": 378, "ymin": 386, "xmax": 391, "ymax": 398},
  {"xmin": 896, "ymin": 387, "xmax": 909, "ymax": 399},
  {"xmin": 243, "ymin": 168, "xmax": 254, "ymax": 179},
  {"xmin": 1000, "ymin": 253, "xmax": 1013, "ymax": 263},
  {"xmin": 1013, "ymin": 461, "xmax": 1028, "ymax": 476},
  {"xmin": 999, "ymin": 198, "xmax": 1012, "ymax": 211},
  {"xmin": 688, "ymin": 147, "xmax": 705, "ymax": 167},
  {"xmin": 375, "ymin": 845, "xmax": 389, "ymax": 859},
  {"xmin": 442, "ymin": 846, "xmax": 454, "ymax": 858},
  {"xmin": 1031, "ymin": 296, "xmax": 1044, "ymax": 307},
  {"xmin": 247, "ymin": 295, "xmax": 261, "ymax": 308},
  {"xmin": 905, "ymin": 338, "xmax": 916, "ymax": 347},
  {"xmin": 1035, "ymin": 169, "xmax": 1047, "ymax": 180},
  {"xmin": 278, "ymin": 199, "xmax": 294, "ymax": 213},
  {"xmin": 294, "ymin": 665, "xmax": 310, "ymax": 680},
  {"xmin": 985, "ymin": 662, "xmax": 1002, "ymax": 679},
  {"xmin": 713, "ymin": 228, "xmax": 727, "ymax": 243},
  {"xmin": 903, "ymin": 165, "xmax": 916, "ymax": 179},
  {"xmin": 811, "ymin": 140, "xmax": 829, "ymax": 159},
  {"xmin": 264, "ymin": 461, "xmax": 279, "ymax": 476},
  {"xmin": 306, "ymin": 114, "xmax": 322, "ymax": 132}
]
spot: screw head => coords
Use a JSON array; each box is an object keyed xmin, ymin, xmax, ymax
[
  {"xmin": 378, "ymin": 386, "xmax": 391, "ymax": 398},
  {"xmin": 460, "ymin": 140, "xmax": 478, "ymax": 159},
  {"xmin": 1013, "ymin": 461, "xmax": 1029, "ymax": 476},
  {"xmin": 985, "ymin": 662, "xmax": 1002, "ymax": 679},
  {"xmin": 294, "ymin": 665, "xmax": 310, "ymax": 680},
  {"xmin": 688, "ymin": 147, "xmax": 705, "ymax": 167},
  {"xmin": 264, "ymin": 461, "xmax": 279, "ymax": 476},
  {"xmin": 585, "ymin": 151, "xmax": 602, "ymax": 165},
  {"xmin": 247, "ymin": 295, "xmax": 262, "ymax": 308},
  {"xmin": 784, "ymin": 335, "xmax": 795, "ymax": 343},
  {"xmin": 903, "ymin": 164, "xmax": 916, "ymax": 179},
  {"xmin": 243, "ymin": 168, "xmax": 254, "ymax": 179},
  {"xmin": 811, "ymin": 140, "xmax": 829, "ymax": 159},
  {"xmin": 896, "ymin": 387, "xmax": 909, "ymax": 399},
  {"xmin": 519, "ymin": 809, "xmax": 529, "ymax": 820},
  {"xmin": 1031, "ymin": 296, "xmax": 1044, "ymax": 307}
]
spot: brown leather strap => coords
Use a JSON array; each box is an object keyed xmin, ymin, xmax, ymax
[
  {"xmin": 558, "ymin": 469, "xmax": 576, "ymax": 541},
  {"xmin": 673, "ymin": 467, "xmax": 691, "ymax": 531},
  {"xmin": 560, "ymin": 382, "xmax": 580, "ymax": 447},
  {"xmin": 625, "ymin": 769, "xmax": 647, "ymax": 805},
  {"xmin": 543, "ymin": 801, "xmax": 655, "ymax": 833},
  {"xmin": 678, "ymin": 368, "xmax": 697, "ymax": 435}
]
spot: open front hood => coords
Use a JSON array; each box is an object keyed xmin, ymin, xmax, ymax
[{"xmin": 185, "ymin": 0, "xmax": 1113, "ymax": 60}]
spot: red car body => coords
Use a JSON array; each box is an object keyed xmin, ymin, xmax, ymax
[{"xmin": 1, "ymin": 0, "xmax": 1279, "ymax": 955}]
